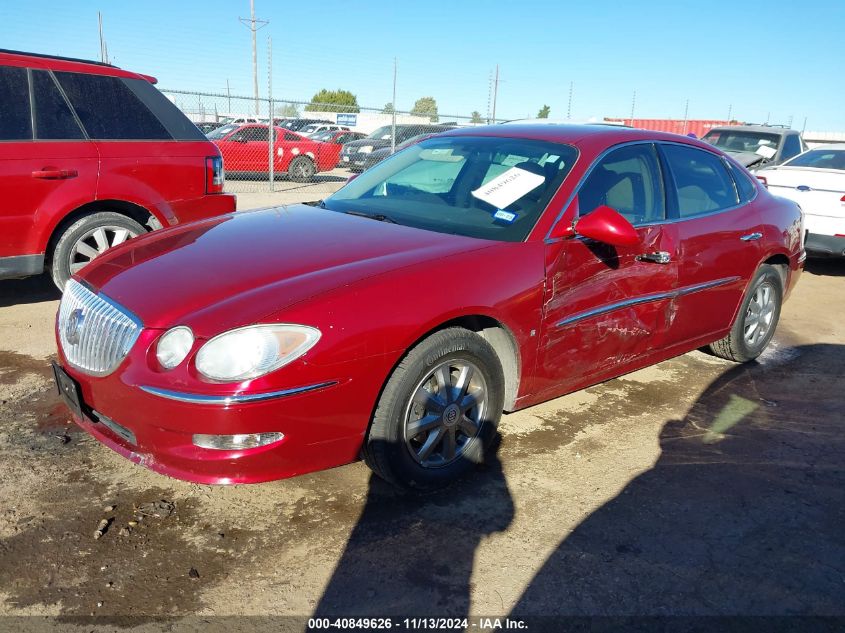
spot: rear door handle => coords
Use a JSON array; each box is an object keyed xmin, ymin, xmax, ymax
[
  {"xmin": 32, "ymin": 168, "xmax": 78, "ymax": 180},
  {"xmin": 740, "ymin": 232, "xmax": 762, "ymax": 242},
  {"xmin": 636, "ymin": 251, "xmax": 671, "ymax": 264}
]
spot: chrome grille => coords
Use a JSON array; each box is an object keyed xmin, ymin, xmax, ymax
[{"xmin": 58, "ymin": 279, "xmax": 142, "ymax": 376}]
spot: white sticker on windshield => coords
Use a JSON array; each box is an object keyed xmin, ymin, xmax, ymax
[
  {"xmin": 756, "ymin": 145, "xmax": 777, "ymax": 159},
  {"xmin": 471, "ymin": 166, "xmax": 545, "ymax": 209}
]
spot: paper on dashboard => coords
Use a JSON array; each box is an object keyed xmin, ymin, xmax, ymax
[{"xmin": 471, "ymin": 167, "xmax": 545, "ymax": 209}]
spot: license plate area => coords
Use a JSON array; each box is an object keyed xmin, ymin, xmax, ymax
[{"xmin": 52, "ymin": 362, "xmax": 83, "ymax": 420}]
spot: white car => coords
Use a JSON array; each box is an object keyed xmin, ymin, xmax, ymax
[
  {"xmin": 301, "ymin": 124, "xmax": 350, "ymax": 137},
  {"xmin": 758, "ymin": 144, "xmax": 845, "ymax": 257}
]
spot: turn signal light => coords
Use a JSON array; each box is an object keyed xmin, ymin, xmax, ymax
[
  {"xmin": 192, "ymin": 432, "xmax": 284, "ymax": 451},
  {"xmin": 205, "ymin": 156, "xmax": 224, "ymax": 194}
]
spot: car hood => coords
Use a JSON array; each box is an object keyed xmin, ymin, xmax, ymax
[
  {"xmin": 725, "ymin": 150, "xmax": 768, "ymax": 168},
  {"xmin": 79, "ymin": 205, "xmax": 488, "ymax": 335}
]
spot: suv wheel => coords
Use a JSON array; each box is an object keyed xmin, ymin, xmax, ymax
[{"xmin": 51, "ymin": 212, "xmax": 145, "ymax": 290}]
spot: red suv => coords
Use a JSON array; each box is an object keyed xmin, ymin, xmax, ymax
[{"xmin": 0, "ymin": 50, "xmax": 236, "ymax": 289}]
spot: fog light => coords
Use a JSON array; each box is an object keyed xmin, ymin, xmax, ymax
[{"xmin": 192, "ymin": 432, "xmax": 284, "ymax": 450}]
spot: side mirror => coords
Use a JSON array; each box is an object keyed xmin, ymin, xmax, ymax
[{"xmin": 574, "ymin": 205, "xmax": 640, "ymax": 247}]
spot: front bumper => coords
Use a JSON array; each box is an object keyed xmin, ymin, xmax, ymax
[
  {"xmin": 805, "ymin": 232, "xmax": 845, "ymax": 258},
  {"xmin": 55, "ymin": 348, "xmax": 389, "ymax": 484}
]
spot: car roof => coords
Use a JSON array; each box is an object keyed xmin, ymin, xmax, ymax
[
  {"xmin": 0, "ymin": 48, "xmax": 158, "ymax": 83},
  {"xmin": 437, "ymin": 123, "xmax": 715, "ymax": 150},
  {"xmin": 706, "ymin": 125, "xmax": 794, "ymax": 135},
  {"xmin": 803, "ymin": 144, "xmax": 845, "ymax": 152}
]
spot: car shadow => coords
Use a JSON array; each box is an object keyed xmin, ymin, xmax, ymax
[
  {"xmin": 0, "ymin": 274, "xmax": 61, "ymax": 308},
  {"xmin": 510, "ymin": 343, "xmax": 845, "ymax": 623},
  {"xmin": 311, "ymin": 435, "xmax": 514, "ymax": 620},
  {"xmin": 804, "ymin": 258, "xmax": 845, "ymax": 277}
]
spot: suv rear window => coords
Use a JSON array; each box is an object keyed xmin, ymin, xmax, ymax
[
  {"xmin": 31, "ymin": 70, "xmax": 85, "ymax": 140},
  {"xmin": 0, "ymin": 66, "xmax": 32, "ymax": 140},
  {"xmin": 55, "ymin": 72, "xmax": 172, "ymax": 140}
]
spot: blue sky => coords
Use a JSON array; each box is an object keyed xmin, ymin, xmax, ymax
[{"xmin": 1, "ymin": 0, "xmax": 842, "ymax": 130}]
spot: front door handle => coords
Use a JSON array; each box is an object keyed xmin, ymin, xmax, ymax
[
  {"xmin": 32, "ymin": 168, "xmax": 78, "ymax": 180},
  {"xmin": 636, "ymin": 251, "xmax": 671, "ymax": 264},
  {"xmin": 740, "ymin": 232, "xmax": 762, "ymax": 242}
]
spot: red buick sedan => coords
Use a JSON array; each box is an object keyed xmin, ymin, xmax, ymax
[{"xmin": 53, "ymin": 125, "xmax": 804, "ymax": 490}]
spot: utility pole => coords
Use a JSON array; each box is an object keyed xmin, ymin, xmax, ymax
[
  {"xmin": 682, "ymin": 98, "xmax": 689, "ymax": 134},
  {"xmin": 486, "ymin": 70, "xmax": 493, "ymax": 123},
  {"xmin": 787, "ymin": 115, "xmax": 793, "ymax": 129},
  {"xmin": 630, "ymin": 90, "xmax": 636, "ymax": 122},
  {"xmin": 391, "ymin": 58, "xmax": 397, "ymax": 153},
  {"xmin": 491, "ymin": 64, "xmax": 500, "ymax": 123},
  {"xmin": 567, "ymin": 81, "xmax": 574, "ymax": 120},
  {"xmin": 267, "ymin": 36, "xmax": 274, "ymax": 191},
  {"xmin": 97, "ymin": 12, "xmax": 109, "ymax": 64},
  {"xmin": 240, "ymin": 0, "xmax": 268, "ymax": 116},
  {"xmin": 727, "ymin": 103, "xmax": 732, "ymax": 121},
  {"xmin": 802, "ymin": 116, "xmax": 807, "ymax": 133},
  {"xmin": 226, "ymin": 79, "xmax": 232, "ymax": 115}
]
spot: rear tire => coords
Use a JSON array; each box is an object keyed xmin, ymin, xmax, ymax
[
  {"xmin": 364, "ymin": 328, "xmax": 504, "ymax": 492},
  {"xmin": 50, "ymin": 212, "xmax": 145, "ymax": 291},
  {"xmin": 288, "ymin": 156, "xmax": 316, "ymax": 183},
  {"xmin": 709, "ymin": 264, "xmax": 783, "ymax": 362}
]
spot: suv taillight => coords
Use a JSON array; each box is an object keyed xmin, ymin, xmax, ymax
[{"xmin": 205, "ymin": 156, "xmax": 224, "ymax": 194}]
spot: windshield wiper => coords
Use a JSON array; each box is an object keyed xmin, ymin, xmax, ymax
[{"xmin": 344, "ymin": 210, "xmax": 398, "ymax": 224}]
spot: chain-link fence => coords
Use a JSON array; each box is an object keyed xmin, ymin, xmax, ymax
[{"xmin": 162, "ymin": 89, "xmax": 484, "ymax": 201}]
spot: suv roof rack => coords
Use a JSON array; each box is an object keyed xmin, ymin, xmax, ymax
[{"xmin": 0, "ymin": 48, "xmax": 115, "ymax": 68}]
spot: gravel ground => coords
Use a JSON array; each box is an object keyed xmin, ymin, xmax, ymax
[{"xmin": 0, "ymin": 259, "xmax": 843, "ymax": 631}]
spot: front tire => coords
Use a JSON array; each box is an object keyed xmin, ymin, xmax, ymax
[
  {"xmin": 50, "ymin": 212, "xmax": 145, "ymax": 291},
  {"xmin": 710, "ymin": 264, "xmax": 783, "ymax": 362},
  {"xmin": 364, "ymin": 328, "xmax": 505, "ymax": 491}
]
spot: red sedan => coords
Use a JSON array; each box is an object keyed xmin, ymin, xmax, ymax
[
  {"xmin": 53, "ymin": 125, "xmax": 804, "ymax": 490},
  {"xmin": 208, "ymin": 123, "xmax": 341, "ymax": 181}
]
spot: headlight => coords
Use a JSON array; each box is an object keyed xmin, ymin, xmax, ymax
[
  {"xmin": 358, "ymin": 146, "xmax": 373, "ymax": 154},
  {"xmin": 156, "ymin": 326, "xmax": 194, "ymax": 369},
  {"xmin": 195, "ymin": 324, "xmax": 320, "ymax": 382}
]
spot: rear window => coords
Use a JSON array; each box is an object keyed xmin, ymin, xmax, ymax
[
  {"xmin": 726, "ymin": 161, "xmax": 757, "ymax": 203},
  {"xmin": 31, "ymin": 70, "xmax": 85, "ymax": 140},
  {"xmin": 784, "ymin": 149, "xmax": 845, "ymax": 171},
  {"xmin": 55, "ymin": 72, "xmax": 172, "ymax": 140},
  {"xmin": 662, "ymin": 144, "xmax": 739, "ymax": 217},
  {"xmin": 0, "ymin": 66, "xmax": 32, "ymax": 140}
]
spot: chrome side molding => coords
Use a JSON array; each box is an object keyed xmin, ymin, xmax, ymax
[{"xmin": 139, "ymin": 381, "xmax": 338, "ymax": 405}]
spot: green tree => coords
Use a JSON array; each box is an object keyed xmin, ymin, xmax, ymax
[
  {"xmin": 382, "ymin": 102, "xmax": 395, "ymax": 114},
  {"xmin": 470, "ymin": 111, "xmax": 484, "ymax": 124},
  {"xmin": 304, "ymin": 89, "xmax": 360, "ymax": 113},
  {"xmin": 275, "ymin": 103, "xmax": 300, "ymax": 118},
  {"xmin": 411, "ymin": 96, "xmax": 439, "ymax": 122},
  {"xmin": 537, "ymin": 104, "xmax": 551, "ymax": 118}
]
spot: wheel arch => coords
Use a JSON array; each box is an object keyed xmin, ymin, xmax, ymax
[{"xmin": 44, "ymin": 199, "xmax": 159, "ymax": 264}]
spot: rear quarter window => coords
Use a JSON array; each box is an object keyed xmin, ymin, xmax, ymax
[
  {"xmin": 55, "ymin": 72, "xmax": 172, "ymax": 140},
  {"xmin": 726, "ymin": 161, "xmax": 757, "ymax": 203},
  {"xmin": 0, "ymin": 66, "xmax": 32, "ymax": 140}
]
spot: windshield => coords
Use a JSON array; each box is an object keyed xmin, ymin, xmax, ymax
[
  {"xmin": 367, "ymin": 125, "xmax": 393, "ymax": 140},
  {"xmin": 784, "ymin": 149, "xmax": 845, "ymax": 170},
  {"xmin": 206, "ymin": 123, "xmax": 239, "ymax": 139},
  {"xmin": 311, "ymin": 130, "xmax": 334, "ymax": 142},
  {"xmin": 324, "ymin": 135, "xmax": 578, "ymax": 242},
  {"xmin": 703, "ymin": 130, "xmax": 781, "ymax": 155}
]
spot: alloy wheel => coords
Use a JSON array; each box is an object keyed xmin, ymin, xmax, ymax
[
  {"xmin": 403, "ymin": 359, "xmax": 488, "ymax": 468},
  {"xmin": 744, "ymin": 281, "xmax": 776, "ymax": 346},
  {"xmin": 68, "ymin": 225, "xmax": 138, "ymax": 274}
]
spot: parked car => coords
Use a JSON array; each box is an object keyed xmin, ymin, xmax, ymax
[
  {"xmin": 702, "ymin": 125, "xmax": 807, "ymax": 170},
  {"xmin": 275, "ymin": 118, "xmax": 334, "ymax": 133},
  {"xmin": 194, "ymin": 121, "xmax": 224, "ymax": 134},
  {"xmin": 0, "ymin": 49, "xmax": 235, "ymax": 289},
  {"xmin": 358, "ymin": 132, "xmax": 440, "ymax": 170},
  {"xmin": 299, "ymin": 124, "xmax": 350, "ymax": 137},
  {"xmin": 757, "ymin": 145, "xmax": 845, "ymax": 257},
  {"xmin": 340, "ymin": 124, "xmax": 454, "ymax": 171},
  {"xmin": 53, "ymin": 125, "xmax": 803, "ymax": 491},
  {"xmin": 210, "ymin": 123, "xmax": 341, "ymax": 181},
  {"xmin": 218, "ymin": 115, "xmax": 264, "ymax": 125},
  {"xmin": 310, "ymin": 129, "xmax": 367, "ymax": 145}
]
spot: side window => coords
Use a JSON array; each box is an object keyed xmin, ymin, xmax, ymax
[
  {"xmin": 0, "ymin": 66, "xmax": 32, "ymax": 140},
  {"xmin": 284, "ymin": 132, "xmax": 300, "ymax": 141},
  {"xmin": 662, "ymin": 144, "xmax": 739, "ymax": 218},
  {"xmin": 726, "ymin": 161, "xmax": 757, "ymax": 204},
  {"xmin": 781, "ymin": 134, "xmax": 801, "ymax": 161},
  {"xmin": 31, "ymin": 71, "xmax": 84, "ymax": 140},
  {"xmin": 578, "ymin": 144, "xmax": 665, "ymax": 224},
  {"xmin": 245, "ymin": 127, "xmax": 268, "ymax": 142},
  {"xmin": 54, "ymin": 72, "xmax": 171, "ymax": 140}
]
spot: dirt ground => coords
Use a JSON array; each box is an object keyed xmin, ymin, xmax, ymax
[{"xmin": 0, "ymin": 259, "xmax": 843, "ymax": 631}]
